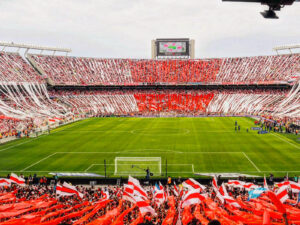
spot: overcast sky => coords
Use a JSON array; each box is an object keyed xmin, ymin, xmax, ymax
[{"xmin": 0, "ymin": 0, "xmax": 299, "ymax": 59}]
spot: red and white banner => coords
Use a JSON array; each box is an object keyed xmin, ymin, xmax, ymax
[
  {"xmin": 0, "ymin": 178, "xmax": 11, "ymax": 186},
  {"xmin": 122, "ymin": 184, "xmax": 136, "ymax": 204},
  {"xmin": 173, "ymin": 182, "xmax": 179, "ymax": 197},
  {"xmin": 9, "ymin": 173, "xmax": 25, "ymax": 186},
  {"xmin": 154, "ymin": 188, "xmax": 165, "ymax": 206},
  {"xmin": 290, "ymin": 181, "xmax": 300, "ymax": 193},
  {"xmin": 219, "ymin": 183, "xmax": 228, "ymax": 197},
  {"xmin": 243, "ymin": 182, "xmax": 259, "ymax": 190},
  {"xmin": 227, "ymin": 180, "xmax": 245, "ymax": 188},
  {"xmin": 275, "ymin": 181, "xmax": 290, "ymax": 188},
  {"xmin": 56, "ymin": 182, "xmax": 83, "ymax": 198},
  {"xmin": 275, "ymin": 186, "xmax": 289, "ymax": 203},
  {"xmin": 182, "ymin": 178, "xmax": 206, "ymax": 191},
  {"xmin": 181, "ymin": 190, "xmax": 205, "ymax": 208},
  {"xmin": 134, "ymin": 196, "xmax": 156, "ymax": 215},
  {"xmin": 212, "ymin": 175, "xmax": 218, "ymax": 192},
  {"xmin": 128, "ymin": 176, "xmax": 148, "ymax": 199},
  {"xmin": 223, "ymin": 196, "xmax": 241, "ymax": 208}
]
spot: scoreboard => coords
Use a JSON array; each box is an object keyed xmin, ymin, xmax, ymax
[{"xmin": 152, "ymin": 38, "xmax": 194, "ymax": 59}]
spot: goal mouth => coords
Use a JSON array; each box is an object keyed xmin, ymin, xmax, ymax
[{"xmin": 114, "ymin": 157, "xmax": 162, "ymax": 176}]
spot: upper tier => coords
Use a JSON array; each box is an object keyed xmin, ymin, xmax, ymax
[
  {"xmin": 28, "ymin": 53, "xmax": 300, "ymax": 86},
  {"xmin": 0, "ymin": 52, "xmax": 43, "ymax": 84}
]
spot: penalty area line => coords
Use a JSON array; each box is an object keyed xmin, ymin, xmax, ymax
[
  {"xmin": 271, "ymin": 133, "xmax": 300, "ymax": 150},
  {"xmin": 242, "ymin": 152, "xmax": 261, "ymax": 172},
  {"xmin": 21, "ymin": 153, "xmax": 57, "ymax": 171}
]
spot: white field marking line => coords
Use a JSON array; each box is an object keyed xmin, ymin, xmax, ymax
[
  {"xmin": 242, "ymin": 152, "xmax": 261, "ymax": 172},
  {"xmin": 271, "ymin": 133, "xmax": 300, "ymax": 149},
  {"xmin": 60, "ymin": 130, "xmax": 131, "ymax": 133},
  {"xmin": 2, "ymin": 170, "xmax": 300, "ymax": 173},
  {"xmin": 21, "ymin": 153, "xmax": 57, "ymax": 171},
  {"xmin": 0, "ymin": 119, "xmax": 90, "ymax": 153},
  {"xmin": 121, "ymin": 149, "xmax": 184, "ymax": 153},
  {"xmin": 54, "ymin": 151, "xmax": 244, "ymax": 154}
]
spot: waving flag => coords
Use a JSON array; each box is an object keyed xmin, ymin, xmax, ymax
[
  {"xmin": 128, "ymin": 176, "xmax": 148, "ymax": 199},
  {"xmin": 182, "ymin": 178, "xmax": 206, "ymax": 191},
  {"xmin": 56, "ymin": 182, "xmax": 83, "ymax": 198},
  {"xmin": 134, "ymin": 196, "xmax": 156, "ymax": 215},
  {"xmin": 212, "ymin": 175, "xmax": 218, "ymax": 192},
  {"xmin": 248, "ymin": 188, "xmax": 267, "ymax": 200},
  {"xmin": 181, "ymin": 189, "xmax": 205, "ymax": 208},
  {"xmin": 275, "ymin": 186, "xmax": 289, "ymax": 203},
  {"xmin": 275, "ymin": 180, "xmax": 290, "ymax": 188},
  {"xmin": 173, "ymin": 182, "xmax": 179, "ymax": 196},
  {"xmin": 223, "ymin": 195, "xmax": 241, "ymax": 208},
  {"xmin": 243, "ymin": 182, "xmax": 259, "ymax": 190},
  {"xmin": 0, "ymin": 178, "xmax": 11, "ymax": 187},
  {"xmin": 227, "ymin": 180, "xmax": 245, "ymax": 188},
  {"xmin": 122, "ymin": 184, "xmax": 136, "ymax": 203},
  {"xmin": 267, "ymin": 190, "xmax": 286, "ymax": 214},
  {"xmin": 9, "ymin": 173, "xmax": 25, "ymax": 186},
  {"xmin": 290, "ymin": 181, "xmax": 300, "ymax": 193},
  {"xmin": 219, "ymin": 183, "xmax": 228, "ymax": 196}
]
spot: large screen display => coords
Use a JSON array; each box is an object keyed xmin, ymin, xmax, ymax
[{"xmin": 157, "ymin": 40, "xmax": 189, "ymax": 56}]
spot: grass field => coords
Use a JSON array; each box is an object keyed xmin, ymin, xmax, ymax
[{"xmin": 0, "ymin": 117, "xmax": 299, "ymax": 178}]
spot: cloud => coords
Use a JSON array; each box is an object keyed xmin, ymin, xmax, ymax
[{"xmin": 0, "ymin": 0, "xmax": 299, "ymax": 58}]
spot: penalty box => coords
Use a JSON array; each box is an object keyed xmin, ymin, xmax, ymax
[{"xmin": 20, "ymin": 152, "xmax": 259, "ymax": 175}]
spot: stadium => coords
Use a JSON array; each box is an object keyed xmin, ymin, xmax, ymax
[{"xmin": 0, "ymin": 1, "xmax": 300, "ymax": 224}]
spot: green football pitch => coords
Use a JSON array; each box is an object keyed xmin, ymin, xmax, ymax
[{"xmin": 0, "ymin": 117, "xmax": 299, "ymax": 178}]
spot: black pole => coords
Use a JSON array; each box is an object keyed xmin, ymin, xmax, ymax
[
  {"xmin": 166, "ymin": 159, "xmax": 167, "ymax": 177},
  {"xmin": 104, "ymin": 160, "xmax": 106, "ymax": 178}
]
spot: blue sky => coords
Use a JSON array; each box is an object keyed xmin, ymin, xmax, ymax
[{"xmin": 0, "ymin": 0, "xmax": 299, "ymax": 58}]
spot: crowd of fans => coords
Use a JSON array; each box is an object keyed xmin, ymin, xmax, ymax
[
  {"xmin": 0, "ymin": 175, "xmax": 299, "ymax": 225},
  {"xmin": 27, "ymin": 54, "xmax": 300, "ymax": 86},
  {"xmin": 0, "ymin": 52, "xmax": 43, "ymax": 84}
]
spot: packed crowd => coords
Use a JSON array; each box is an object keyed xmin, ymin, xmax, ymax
[
  {"xmin": 27, "ymin": 54, "xmax": 300, "ymax": 86},
  {"xmin": 0, "ymin": 174, "xmax": 299, "ymax": 224},
  {"xmin": 0, "ymin": 52, "xmax": 42, "ymax": 84},
  {"xmin": 49, "ymin": 88, "xmax": 299, "ymax": 120}
]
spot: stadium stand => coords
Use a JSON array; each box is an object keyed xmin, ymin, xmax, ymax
[
  {"xmin": 0, "ymin": 175, "xmax": 299, "ymax": 224},
  {"xmin": 27, "ymin": 53, "xmax": 300, "ymax": 86},
  {"xmin": 0, "ymin": 52, "xmax": 42, "ymax": 84},
  {"xmin": 0, "ymin": 51, "xmax": 298, "ymax": 136}
]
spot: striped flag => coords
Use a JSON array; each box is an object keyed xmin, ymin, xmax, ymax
[
  {"xmin": 128, "ymin": 176, "xmax": 148, "ymax": 199},
  {"xmin": 56, "ymin": 182, "xmax": 83, "ymax": 198},
  {"xmin": 173, "ymin": 182, "xmax": 179, "ymax": 196},
  {"xmin": 0, "ymin": 178, "xmax": 11, "ymax": 186},
  {"xmin": 134, "ymin": 196, "xmax": 156, "ymax": 215},
  {"xmin": 9, "ymin": 173, "xmax": 25, "ymax": 186},
  {"xmin": 182, "ymin": 178, "xmax": 206, "ymax": 192},
  {"xmin": 275, "ymin": 186, "xmax": 289, "ymax": 203},
  {"xmin": 122, "ymin": 184, "xmax": 136, "ymax": 203},
  {"xmin": 181, "ymin": 189, "xmax": 205, "ymax": 208},
  {"xmin": 290, "ymin": 181, "xmax": 300, "ymax": 193}
]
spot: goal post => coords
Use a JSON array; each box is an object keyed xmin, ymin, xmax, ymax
[{"xmin": 114, "ymin": 157, "xmax": 162, "ymax": 176}]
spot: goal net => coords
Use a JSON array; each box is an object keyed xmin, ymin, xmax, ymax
[{"xmin": 114, "ymin": 157, "xmax": 162, "ymax": 176}]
